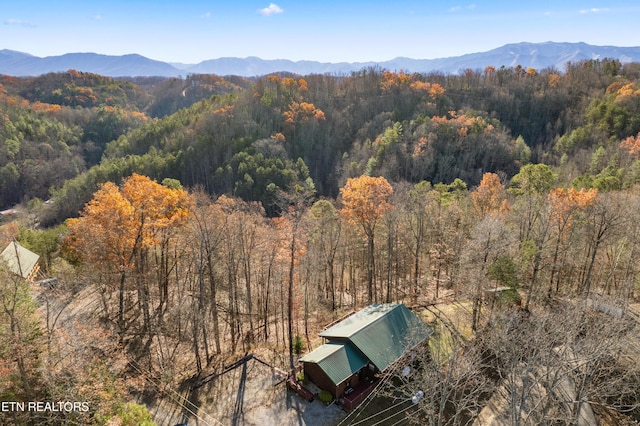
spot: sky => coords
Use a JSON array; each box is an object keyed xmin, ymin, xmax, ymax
[{"xmin": 2, "ymin": 1, "xmax": 640, "ymax": 64}]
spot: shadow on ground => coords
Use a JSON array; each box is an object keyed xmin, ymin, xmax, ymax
[{"xmin": 146, "ymin": 356, "xmax": 347, "ymax": 426}]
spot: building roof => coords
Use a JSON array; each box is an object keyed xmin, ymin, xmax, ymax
[
  {"xmin": 299, "ymin": 342, "xmax": 368, "ymax": 386},
  {"xmin": 319, "ymin": 304, "xmax": 432, "ymax": 372},
  {"xmin": 1, "ymin": 241, "xmax": 40, "ymax": 279}
]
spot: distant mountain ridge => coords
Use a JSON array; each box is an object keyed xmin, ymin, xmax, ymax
[{"xmin": 2, "ymin": 42, "xmax": 640, "ymax": 78}]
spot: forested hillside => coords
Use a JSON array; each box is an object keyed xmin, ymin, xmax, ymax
[
  {"xmin": 0, "ymin": 71, "xmax": 248, "ymax": 210},
  {"xmin": 2, "ymin": 59, "xmax": 640, "ymax": 424},
  {"xmin": 2, "ymin": 59, "xmax": 640, "ymax": 222}
]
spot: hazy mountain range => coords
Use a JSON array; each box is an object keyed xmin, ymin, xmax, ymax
[{"xmin": 2, "ymin": 42, "xmax": 640, "ymax": 78}]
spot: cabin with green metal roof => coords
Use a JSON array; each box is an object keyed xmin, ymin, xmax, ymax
[
  {"xmin": 299, "ymin": 342, "xmax": 369, "ymax": 399},
  {"xmin": 299, "ymin": 304, "xmax": 431, "ymax": 408}
]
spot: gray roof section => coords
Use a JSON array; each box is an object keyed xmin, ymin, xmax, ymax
[
  {"xmin": 1, "ymin": 241, "xmax": 39, "ymax": 279},
  {"xmin": 319, "ymin": 304, "xmax": 432, "ymax": 372},
  {"xmin": 299, "ymin": 342, "xmax": 368, "ymax": 386}
]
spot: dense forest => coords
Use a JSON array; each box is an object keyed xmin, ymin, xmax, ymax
[
  {"xmin": 2, "ymin": 60, "xmax": 640, "ymax": 219},
  {"xmin": 1, "ymin": 59, "xmax": 640, "ymax": 424}
]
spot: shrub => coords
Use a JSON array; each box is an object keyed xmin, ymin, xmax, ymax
[
  {"xmin": 319, "ymin": 391, "xmax": 333, "ymax": 404},
  {"xmin": 292, "ymin": 334, "xmax": 304, "ymax": 355}
]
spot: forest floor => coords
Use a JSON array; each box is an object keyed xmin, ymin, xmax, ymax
[
  {"xmin": 32, "ymin": 279, "xmax": 348, "ymax": 426},
  {"xmin": 35, "ymin": 277, "xmax": 638, "ymax": 426},
  {"xmin": 142, "ymin": 298, "xmax": 640, "ymax": 426},
  {"xmin": 31, "ymin": 279, "xmax": 467, "ymax": 426}
]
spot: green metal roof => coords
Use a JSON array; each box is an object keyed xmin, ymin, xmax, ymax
[
  {"xmin": 1, "ymin": 241, "xmax": 39, "ymax": 279},
  {"xmin": 319, "ymin": 304, "xmax": 432, "ymax": 372},
  {"xmin": 299, "ymin": 342, "xmax": 368, "ymax": 386}
]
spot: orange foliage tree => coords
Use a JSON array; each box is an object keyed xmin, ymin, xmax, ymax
[
  {"xmin": 620, "ymin": 132, "xmax": 640, "ymax": 158},
  {"xmin": 282, "ymin": 101, "xmax": 326, "ymax": 159},
  {"xmin": 381, "ymin": 71, "xmax": 447, "ymax": 116},
  {"xmin": 65, "ymin": 173, "xmax": 192, "ymax": 334},
  {"xmin": 340, "ymin": 175, "xmax": 393, "ymax": 303},
  {"xmin": 469, "ymin": 172, "xmax": 509, "ymax": 329},
  {"xmin": 282, "ymin": 101, "xmax": 326, "ymax": 126},
  {"xmin": 471, "ymin": 172, "xmax": 509, "ymax": 217},
  {"xmin": 547, "ymin": 187, "xmax": 598, "ymax": 295}
]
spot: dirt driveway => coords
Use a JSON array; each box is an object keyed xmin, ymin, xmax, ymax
[{"xmin": 146, "ymin": 356, "xmax": 347, "ymax": 426}]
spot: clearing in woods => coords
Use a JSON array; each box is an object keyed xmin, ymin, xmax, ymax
[{"xmin": 145, "ymin": 351, "xmax": 347, "ymax": 426}]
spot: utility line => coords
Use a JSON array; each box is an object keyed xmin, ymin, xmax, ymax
[
  {"xmin": 126, "ymin": 356, "xmax": 224, "ymax": 426},
  {"xmin": 385, "ymin": 405, "xmax": 420, "ymax": 426},
  {"xmin": 336, "ymin": 372, "xmax": 394, "ymax": 426},
  {"xmin": 349, "ymin": 397, "xmax": 413, "ymax": 426},
  {"xmin": 337, "ymin": 362, "xmax": 419, "ymax": 426},
  {"xmin": 359, "ymin": 400, "xmax": 420, "ymax": 426}
]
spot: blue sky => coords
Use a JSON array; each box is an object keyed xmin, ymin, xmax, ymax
[{"xmin": 2, "ymin": 1, "xmax": 640, "ymax": 64}]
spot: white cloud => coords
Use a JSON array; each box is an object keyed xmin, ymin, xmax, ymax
[
  {"xmin": 92, "ymin": 14, "xmax": 103, "ymax": 21},
  {"xmin": 579, "ymin": 8, "xmax": 610, "ymax": 14},
  {"xmin": 258, "ymin": 3, "xmax": 284, "ymax": 16},
  {"xmin": 449, "ymin": 4, "xmax": 476, "ymax": 13},
  {"xmin": 201, "ymin": 11, "xmax": 211, "ymax": 18},
  {"xmin": 4, "ymin": 18, "xmax": 35, "ymax": 27}
]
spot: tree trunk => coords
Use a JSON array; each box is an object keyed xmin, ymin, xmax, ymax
[
  {"xmin": 242, "ymin": 240, "xmax": 255, "ymax": 346},
  {"xmin": 413, "ymin": 232, "xmax": 422, "ymax": 305},
  {"xmin": 207, "ymin": 253, "xmax": 221, "ymax": 355},
  {"xmin": 367, "ymin": 234, "xmax": 375, "ymax": 304},
  {"xmin": 287, "ymin": 232, "xmax": 296, "ymax": 369},
  {"xmin": 118, "ymin": 269, "xmax": 126, "ymax": 337},
  {"xmin": 386, "ymin": 223, "xmax": 393, "ymax": 303}
]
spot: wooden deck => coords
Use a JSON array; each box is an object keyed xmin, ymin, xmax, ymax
[
  {"xmin": 287, "ymin": 375, "xmax": 314, "ymax": 401},
  {"xmin": 339, "ymin": 377, "xmax": 379, "ymax": 412}
]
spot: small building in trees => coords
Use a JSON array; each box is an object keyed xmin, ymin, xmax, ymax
[
  {"xmin": 299, "ymin": 304, "xmax": 431, "ymax": 411},
  {"xmin": 1, "ymin": 240, "xmax": 40, "ymax": 280},
  {"xmin": 484, "ymin": 286, "xmax": 521, "ymax": 306}
]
